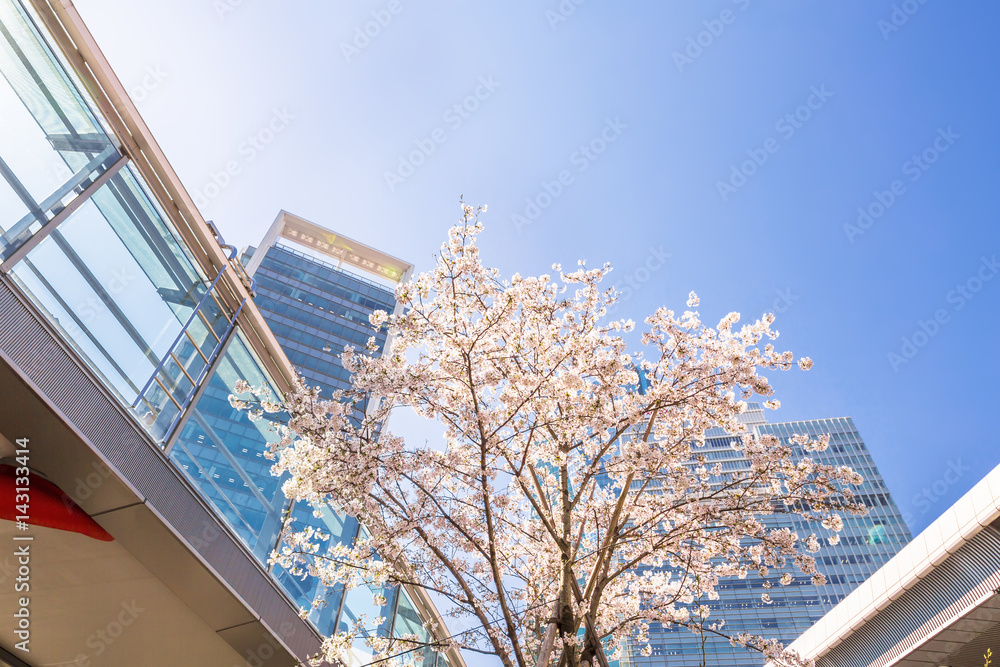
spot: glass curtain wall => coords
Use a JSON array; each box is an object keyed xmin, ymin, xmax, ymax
[
  {"xmin": 0, "ymin": 2, "xmax": 453, "ymax": 656},
  {"xmin": 252, "ymin": 241, "xmax": 416, "ymax": 643},
  {"xmin": 629, "ymin": 416, "xmax": 910, "ymax": 667},
  {"xmin": 0, "ymin": 0, "xmax": 121, "ymax": 260},
  {"xmin": 169, "ymin": 334, "xmax": 290, "ymax": 560},
  {"xmin": 0, "ymin": 0, "xmax": 287, "ymax": 571},
  {"xmin": 0, "ymin": 0, "xmax": 231, "ymax": 443}
]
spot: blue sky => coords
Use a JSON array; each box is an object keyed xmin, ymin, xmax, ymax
[{"xmin": 76, "ymin": 0, "xmax": 1000, "ymax": 537}]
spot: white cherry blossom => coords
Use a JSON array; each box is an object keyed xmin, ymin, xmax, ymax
[{"xmin": 237, "ymin": 204, "xmax": 865, "ymax": 667}]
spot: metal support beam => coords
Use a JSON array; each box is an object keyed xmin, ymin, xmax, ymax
[
  {"xmin": 161, "ymin": 322, "xmax": 237, "ymax": 455},
  {"xmin": 0, "ymin": 153, "xmax": 48, "ymax": 225},
  {"xmin": 158, "ymin": 297, "xmax": 247, "ymax": 452},
  {"xmin": 132, "ymin": 266, "xmax": 230, "ymax": 408},
  {"xmin": 0, "ymin": 153, "xmax": 128, "ymax": 271},
  {"xmin": 4, "ymin": 145, "xmax": 118, "ymax": 242}
]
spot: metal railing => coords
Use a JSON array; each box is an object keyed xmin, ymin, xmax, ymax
[{"xmin": 131, "ymin": 230, "xmax": 248, "ymax": 444}]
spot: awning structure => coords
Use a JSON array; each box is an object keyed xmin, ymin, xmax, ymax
[{"xmin": 778, "ymin": 462, "xmax": 1000, "ymax": 667}]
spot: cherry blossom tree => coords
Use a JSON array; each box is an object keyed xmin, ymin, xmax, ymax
[{"xmin": 236, "ymin": 203, "xmax": 865, "ymax": 667}]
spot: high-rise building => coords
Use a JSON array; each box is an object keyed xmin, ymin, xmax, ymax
[
  {"xmin": 785, "ymin": 458, "xmax": 1000, "ymax": 667},
  {"xmin": 628, "ymin": 405, "xmax": 911, "ymax": 667},
  {"xmin": 242, "ymin": 213, "xmax": 443, "ymax": 667},
  {"xmin": 0, "ymin": 1, "xmax": 459, "ymax": 665},
  {"xmin": 242, "ymin": 210, "xmax": 411, "ymax": 399}
]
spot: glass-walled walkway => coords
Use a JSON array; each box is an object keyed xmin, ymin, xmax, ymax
[{"xmin": 0, "ymin": 3, "xmax": 456, "ymax": 663}]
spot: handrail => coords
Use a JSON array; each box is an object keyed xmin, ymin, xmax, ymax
[
  {"xmin": 208, "ymin": 219, "xmax": 257, "ymax": 296},
  {"xmin": 131, "ymin": 264, "xmax": 230, "ymax": 409}
]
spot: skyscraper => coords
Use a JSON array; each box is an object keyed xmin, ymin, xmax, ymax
[
  {"xmin": 629, "ymin": 404, "xmax": 911, "ymax": 667},
  {"xmin": 242, "ymin": 210, "xmax": 411, "ymax": 399},
  {"xmin": 242, "ymin": 212, "xmax": 451, "ymax": 667},
  {"xmin": 785, "ymin": 458, "xmax": 1000, "ymax": 667}
]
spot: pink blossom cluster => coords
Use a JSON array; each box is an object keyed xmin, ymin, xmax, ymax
[{"xmin": 235, "ymin": 203, "xmax": 864, "ymax": 667}]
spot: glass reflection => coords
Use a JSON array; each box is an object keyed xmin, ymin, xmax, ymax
[
  {"xmin": 169, "ymin": 334, "xmax": 289, "ymax": 562},
  {"xmin": 274, "ymin": 502, "xmax": 359, "ymax": 635},
  {"xmin": 9, "ymin": 165, "xmax": 212, "ymax": 425},
  {"xmin": 0, "ymin": 0, "xmax": 120, "ymax": 260}
]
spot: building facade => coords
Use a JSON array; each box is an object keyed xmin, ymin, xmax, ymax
[
  {"xmin": 784, "ymin": 458, "xmax": 1000, "ymax": 667},
  {"xmin": 242, "ymin": 212, "xmax": 449, "ymax": 667},
  {"xmin": 242, "ymin": 210, "xmax": 411, "ymax": 400},
  {"xmin": 629, "ymin": 405, "xmax": 912, "ymax": 667},
  {"xmin": 0, "ymin": 1, "xmax": 458, "ymax": 665}
]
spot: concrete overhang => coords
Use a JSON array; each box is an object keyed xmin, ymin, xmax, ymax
[{"xmin": 776, "ymin": 461, "xmax": 1000, "ymax": 667}]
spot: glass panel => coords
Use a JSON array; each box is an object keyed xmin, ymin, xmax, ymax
[
  {"xmin": 138, "ymin": 381, "xmax": 180, "ymax": 442},
  {"xmin": 340, "ymin": 582, "xmax": 398, "ymax": 667},
  {"xmin": 0, "ymin": 0, "xmax": 120, "ymax": 259},
  {"xmin": 274, "ymin": 502, "xmax": 359, "ymax": 636},
  {"xmin": 394, "ymin": 590, "xmax": 436, "ymax": 667},
  {"xmin": 175, "ymin": 334, "xmax": 209, "ymax": 382},
  {"xmin": 0, "ymin": 167, "xmax": 29, "ymax": 231},
  {"xmin": 169, "ymin": 333, "xmax": 290, "ymax": 562},
  {"xmin": 337, "ymin": 526, "xmax": 397, "ymax": 664},
  {"xmin": 343, "ymin": 637, "xmax": 376, "ymax": 667},
  {"xmin": 339, "ymin": 576, "xmax": 396, "ymax": 636},
  {"xmin": 9, "ymin": 165, "xmax": 208, "ymax": 413}
]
